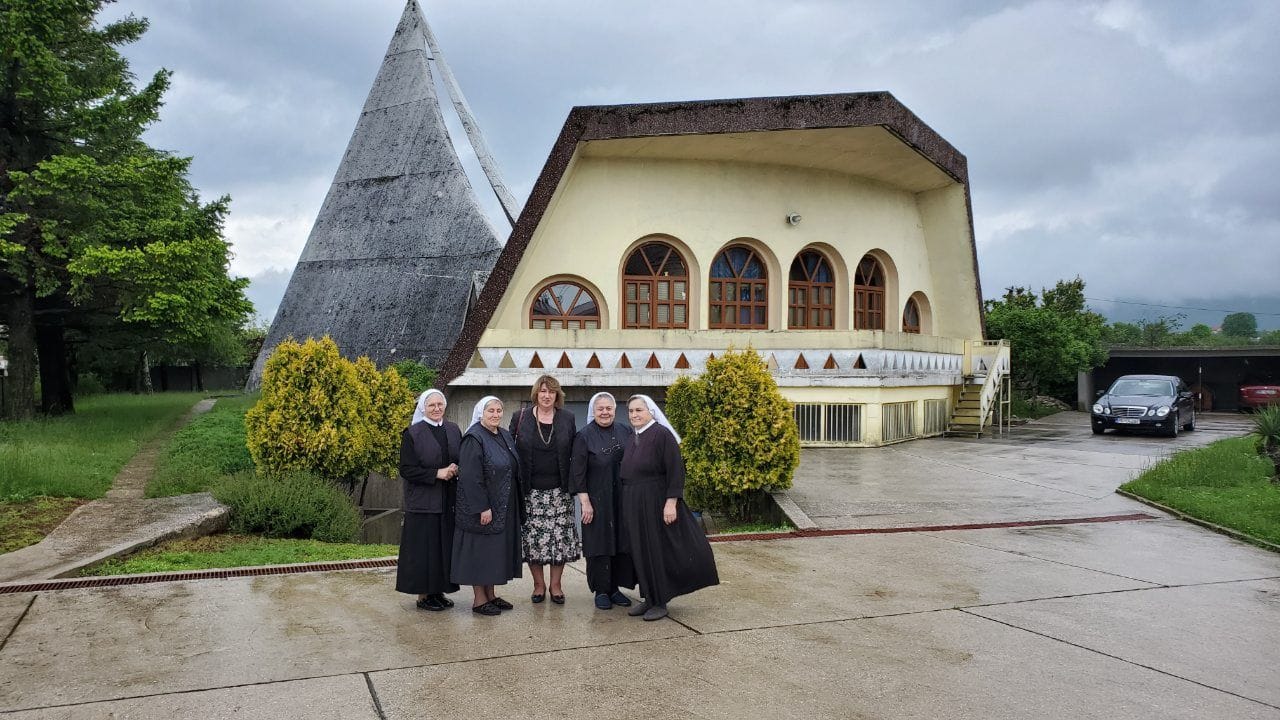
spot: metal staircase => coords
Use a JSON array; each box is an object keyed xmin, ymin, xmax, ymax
[{"xmin": 945, "ymin": 340, "xmax": 1011, "ymax": 438}]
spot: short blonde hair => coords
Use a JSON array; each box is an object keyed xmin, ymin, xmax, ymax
[{"xmin": 530, "ymin": 374, "xmax": 565, "ymax": 408}]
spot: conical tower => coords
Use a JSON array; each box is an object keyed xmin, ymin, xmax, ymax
[{"xmin": 250, "ymin": 1, "xmax": 503, "ymax": 384}]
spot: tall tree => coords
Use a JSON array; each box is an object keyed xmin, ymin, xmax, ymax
[
  {"xmin": 984, "ymin": 278, "xmax": 1108, "ymax": 398},
  {"xmin": 1221, "ymin": 312, "xmax": 1258, "ymax": 338},
  {"xmin": 1, "ymin": 1, "xmax": 248, "ymax": 417}
]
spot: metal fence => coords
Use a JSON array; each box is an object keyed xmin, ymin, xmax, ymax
[
  {"xmin": 923, "ymin": 398, "xmax": 949, "ymax": 436},
  {"xmin": 881, "ymin": 401, "xmax": 917, "ymax": 443},
  {"xmin": 793, "ymin": 403, "xmax": 863, "ymax": 445}
]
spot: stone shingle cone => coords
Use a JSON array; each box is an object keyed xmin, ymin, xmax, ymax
[{"xmin": 249, "ymin": 0, "xmax": 501, "ymax": 385}]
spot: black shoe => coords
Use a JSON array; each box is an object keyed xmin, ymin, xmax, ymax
[
  {"xmin": 627, "ymin": 601, "xmax": 651, "ymax": 617},
  {"xmin": 472, "ymin": 602, "xmax": 501, "ymax": 616},
  {"xmin": 642, "ymin": 605, "xmax": 669, "ymax": 621},
  {"xmin": 416, "ymin": 596, "xmax": 447, "ymax": 612},
  {"xmin": 550, "ymin": 593, "xmax": 565, "ymax": 605},
  {"xmin": 489, "ymin": 596, "xmax": 513, "ymax": 610},
  {"xmin": 595, "ymin": 593, "xmax": 613, "ymax": 610},
  {"xmin": 434, "ymin": 593, "xmax": 455, "ymax": 608},
  {"xmin": 609, "ymin": 590, "xmax": 632, "ymax": 607},
  {"xmin": 531, "ymin": 593, "xmax": 545, "ymax": 604}
]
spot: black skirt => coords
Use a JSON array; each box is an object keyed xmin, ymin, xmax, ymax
[
  {"xmin": 396, "ymin": 511, "xmax": 459, "ymax": 595},
  {"xmin": 621, "ymin": 480, "xmax": 718, "ymax": 606}
]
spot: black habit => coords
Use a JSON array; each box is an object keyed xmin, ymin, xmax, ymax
[
  {"xmin": 619, "ymin": 423, "xmax": 718, "ymax": 606},
  {"xmin": 570, "ymin": 420, "xmax": 636, "ymax": 593},
  {"xmin": 395, "ymin": 419, "xmax": 461, "ymax": 596},
  {"xmin": 450, "ymin": 424, "xmax": 523, "ymax": 586}
]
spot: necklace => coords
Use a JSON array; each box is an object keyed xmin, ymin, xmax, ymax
[{"xmin": 535, "ymin": 411, "xmax": 554, "ymax": 445}]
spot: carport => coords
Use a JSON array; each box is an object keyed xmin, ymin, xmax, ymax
[{"xmin": 1078, "ymin": 347, "xmax": 1280, "ymax": 411}]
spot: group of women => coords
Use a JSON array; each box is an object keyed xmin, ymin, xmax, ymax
[{"xmin": 395, "ymin": 375, "xmax": 718, "ymax": 622}]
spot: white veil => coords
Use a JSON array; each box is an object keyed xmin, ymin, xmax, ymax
[
  {"xmin": 411, "ymin": 389, "xmax": 446, "ymax": 425},
  {"xmin": 588, "ymin": 391, "xmax": 616, "ymax": 426},
  {"xmin": 629, "ymin": 393, "xmax": 681, "ymax": 444},
  {"xmin": 470, "ymin": 395, "xmax": 502, "ymax": 428}
]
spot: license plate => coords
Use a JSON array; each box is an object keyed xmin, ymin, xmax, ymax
[{"xmin": 1116, "ymin": 418, "xmax": 1140, "ymax": 425}]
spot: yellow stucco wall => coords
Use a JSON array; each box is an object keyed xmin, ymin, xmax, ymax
[{"xmin": 487, "ymin": 152, "xmax": 982, "ymax": 344}]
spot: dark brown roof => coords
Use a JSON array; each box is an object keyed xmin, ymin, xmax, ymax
[{"xmin": 438, "ymin": 91, "xmax": 983, "ymax": 386}]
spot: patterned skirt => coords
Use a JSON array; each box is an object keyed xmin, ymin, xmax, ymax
[{"xmin": 522, "ymin": 488, "xmax": 582, "ymax": 565}]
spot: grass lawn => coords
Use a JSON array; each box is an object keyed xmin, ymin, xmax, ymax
[
  {"xmin": 714, "ymin": 520, "xmax": 794, "ymax": 535},
  {"xmin": 0, "ymin": 497, "xmax": 88, "ymax": 553},
  {"xmin": 148, "ymin": 394, "xmax": 258, "ymax": 497},
  {"xmin": 81, "ymin": 534, "xmax": 398, "ymax": 575},
  {"xmin": 1121, "ymin": 436, "xmax": 1280, "ymax": 547},
  {"xmin": 0, "ymin": 392, "xmax": 208, "ymax": 500}
]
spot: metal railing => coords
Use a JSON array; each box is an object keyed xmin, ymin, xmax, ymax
[
  {"xmin": 881, "ymin": 401, "xmax": 917, "ymax": 443},
  {"xmin": 793, "ymin": 403, "xmax": 863, "ymax": 445}
]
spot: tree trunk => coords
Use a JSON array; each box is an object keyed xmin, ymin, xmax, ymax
[
  {"xmin": 138, "ymin": 350, "xmax": 154, "ymax": 394},
  {"xmin": 1, "ymin": 286, "xmax": 38, "ymax": 420},
  {"xmin": 35, "ymin": 313, "xmax": 74, "ymax": 415}
]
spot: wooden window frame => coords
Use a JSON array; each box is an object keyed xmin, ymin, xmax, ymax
[
  {"xmin": 902, "ymin": 297, "xmax": 921, "ymax": 334},
  {"xmin": 709, "ymin": 245, "xmax": 768, "ymax": 329},
  {"xmin": 853, "ymin": 255, "xmax": 885, "ymax": 331},
  {"xmin": 788, "ymin": 250, "xmax": 835, "ymax": 330},
  {"xmin": 529, "ymin": 281, "xmax": 600, "ymax": 330},
  {"xmin": 622, "ymin": 242, "xmax": 690, "ymax": 329}
]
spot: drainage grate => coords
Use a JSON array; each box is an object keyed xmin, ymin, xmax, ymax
[
  {"xmin": 2, "ymin": 513, "xmax": 1159, "ymax": 594},
  {"xmin": 0, "ymin": 557, "xmax": 398, "ymax": 595}
]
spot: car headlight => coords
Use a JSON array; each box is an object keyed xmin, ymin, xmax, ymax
[
  {"xmin": 1092, "ymin": 404, "xmax": 1103, "ymax": 414},
  {"xmin": 1103, "ymin": 407, "xmax": 1111, "ymax": 415},
  {"xmin": 1155, "ymin": 406, "xmax": 1170, "ymax": 417}
]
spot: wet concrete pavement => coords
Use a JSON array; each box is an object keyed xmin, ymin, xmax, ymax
[{"xmin": 1, "ymin": 412, "xmax": 1277, "ymax": 718}]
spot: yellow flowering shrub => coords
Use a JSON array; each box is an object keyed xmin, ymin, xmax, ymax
[
  {"xmin": 245, "ymin": 336, "xmax": 413, "ymax": 482},
  {"xmin": 666, "ymin": 347, "xmax": 800, "ymax": 520}
]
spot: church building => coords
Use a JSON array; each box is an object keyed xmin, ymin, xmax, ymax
[{"xmin": 258, "ymin": 1, "xmax": 1007, "ymax": 446}]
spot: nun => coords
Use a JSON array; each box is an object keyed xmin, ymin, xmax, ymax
[
  {"xmin": 571, "ymin": 392, "xmax": 636, "ymax": 610},
  {"xmin": 451, "ymin": 396, "xmax": 523, "ymax": 616},
  {"xmin": 395, "ymin": 389, "xmax": 461, "ymax": 611},
  {"xmin": 619, "ymin": 394, "xmax": 719, "ymax": 621}
]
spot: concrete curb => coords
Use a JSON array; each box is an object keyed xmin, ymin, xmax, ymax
[
  {"xmin": 1115, "ymin": 489, "xmax": 1280, "ymax": 554},
  {"xmin": 769, "ymin": 491, "xmax": 817, "ymax": 531},
  {"xmin": 59, "ymin": 499, "xmax": 231, "ymax": 578}
]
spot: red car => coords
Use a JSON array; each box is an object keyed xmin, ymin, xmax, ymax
[{"xmin": 1239, "ymin": 385, "xmax": 1280, "ymax": 411}]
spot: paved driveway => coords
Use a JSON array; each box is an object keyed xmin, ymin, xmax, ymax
[
  {"xmin": 1, "ymin": 412, "xmax": 1276, "ymax": 718},
  {"xmin": 786, "ymin": 411, "xmax": 1256, "ymax": 530}
]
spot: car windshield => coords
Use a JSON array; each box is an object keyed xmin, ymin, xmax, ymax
[{"xmin": 1109, "ymin": 379, "xmax": 1175, "ymax": 396}]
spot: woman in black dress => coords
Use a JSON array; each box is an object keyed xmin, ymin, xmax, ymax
[
  {"xmin": 451, "ymin": 396, "xmax": 523, "ymax": 616},
  {"xmin": 509, "ymin": 374, "xmax": 579, "ymax": 604},
  {"xmin": 571, "ymin": 392, "xmax": 636, "ymax": 610},
  {"xmin": 620, "ymin": 394, "xmax": 719, "ymax": 621},
  {"xmin": 396, "ymin": 389, "xmax": 461, "ymax": 611}
]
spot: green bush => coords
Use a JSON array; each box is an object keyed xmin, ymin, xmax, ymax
[
  {"xmin": 211, "ymin": 470, "xmax": 361, "ymax": 543},
  {"xmin": 1252, "ymin": 406, "xmax": 1280, "ymax": 480},
  {"xmin": 390, "ymin": 360, "xmax": 437, "ymax": 394},
  {"xmin": 666, "ymin": 347, "xmax": 800, "ymax": 521},
  {"xmin": 244, "ymin": 336, "xmax": 413, "ymax": 482},
  {"xmin": 74, "ymin": 373, "xmax": 107, "ymax": 397}
]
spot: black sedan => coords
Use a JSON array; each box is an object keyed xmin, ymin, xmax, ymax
[{"xmin": 1091, "ymin": 374, "xmax": 1196, "ymax": 437}]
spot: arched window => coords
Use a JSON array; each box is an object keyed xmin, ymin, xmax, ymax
[
  {"xmin": 788, "ymin": 250, "xmax": 834, "ymax": 329},
  {"xmin": 853, "ymin": 255, "xmax": 885, "ymax": 330},
  {"xmin": 623, "ymin": 241, "xmax": 689, "ymax": 328},
  {"xmin": 902, "ymin": 297, "xmax": 921, "ymax": 333},
  {"xmin": 530, "ymin": 281, "xmax": 599, "ymax": 330},
  {"xmin": 709, "ymin": 245, "xmax": 768, "ymax": 329}
]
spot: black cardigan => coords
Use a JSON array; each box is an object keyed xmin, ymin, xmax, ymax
[
  {"xmin": 398, "ymin": 420, "xmax": 462, "ymax": 513},
  {"xmin": 509, "ymin": 406, "xmax": 575, "ymax": 495}
]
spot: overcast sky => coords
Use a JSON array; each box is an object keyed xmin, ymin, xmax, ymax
[{"xmin": 100, "ymin": 0, "xmax": 1280, "ymax": 327}]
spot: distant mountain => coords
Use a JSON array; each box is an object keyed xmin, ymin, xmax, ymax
[{"xmin": 1086, "ymin": 295, "xmax": 1280, "ymax": 331}]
